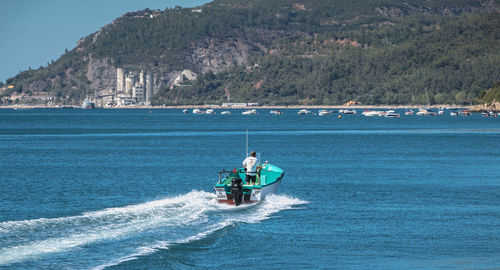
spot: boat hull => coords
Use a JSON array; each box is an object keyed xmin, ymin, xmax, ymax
[
  {"xmin": 216, "ymin": 178, "xmax": 282, "ymax": 205},
  {"xmin": 215, "ymin": 164, "xmax": 284, "ymax": 205}
]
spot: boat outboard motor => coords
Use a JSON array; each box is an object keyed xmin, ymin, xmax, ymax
[{"xmin": 231, "ymin": 177, "xmax": 243, "ymax": 206}]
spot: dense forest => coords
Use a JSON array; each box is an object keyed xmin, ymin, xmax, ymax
[
  {"xmin": 2, "ymin": 0, "xmax": 500, "ymax": 105},
  {"xmin": 155, "ymin": 12, "xmax": 499, "ymax": 105}
]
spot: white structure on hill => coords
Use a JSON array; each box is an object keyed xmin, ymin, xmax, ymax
[
  {"xmin": 125, "ymin": 74, "xmax": 135, "ymax": 94},
  {"xmin": 112, "ymin": 68, "xmax": 155, "ymax": 106},
  {"xmin": 174, "ymin": 70, "xmax": 197, "ymax": 86},
  {"xmin": 139, "ymin": 70, "xmax": 145, "ymax": 86},
  {"xmin": 116, "ymin": 68, "xmax": 125, "ymax": 92}
]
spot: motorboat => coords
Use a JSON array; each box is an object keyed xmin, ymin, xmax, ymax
[
  {"xmin": 342, "ymin": 109, "xmax": 357, "ymax": 114},
  {"xmin": 297, "ymin": 109, "xmax": 311, "ymax": 115},
  {"xmin": 183, "ymin": 109, "xmax": 188, "ymax": 114},
  {"xmin": 459, "ymin": 110, "xmax": 471, "ymax": 116},
  {"xmin": 214, "ymin": 162, "xmax": 284, "ymax": 205},
  {"xmin": 270, "ymin": 110, "xmax": 282, "ymax": 115},
  {"xmin": 362, "ymin": 110, "xmax": 384, "ymax": 117},
  {"xmin": 221, "ymin": 111, "xmax": 231, "ymax": 115},
  {"xmin": 205, "ymin": 109, "xmax": 216, "ymax": 114},
  {"xmin": 482, "ymin": 111, "xmax": 498, "ymax": 117},
  {"xmin": 450, "ymin": 111, "xmax": 459, "ymax": 116},
  {"xmin": 193, "ymin": 108, "xmax": 204, "ymax": 114},
  {"xmin": 416, "ymin": 109, "xmax": 437, "ymax": 116},
  {"xmin": 81, "ymin": 97, "xmax": 95, "ymax": 109},
  {"xmin": 318, "ymin": 110, "xmax": 330, "ymax": 116},
  {"xmin": 404, "ymin": 109, "xmax": 414, "ymax": 115},
  {"xmin": 384, "ymin": 110, "xmax": 400, "ymax": 118},
  {"xmin": 416, "ymin": 109, "xmax": 428, "ymax": 115},
  {"xmin": 242, "ymin": 109, "xmax": 257, "ymax": 115}
]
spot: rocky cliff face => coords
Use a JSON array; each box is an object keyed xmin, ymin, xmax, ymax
[
  {"xmin": 182, "ymin": 37, "xmax": 251, "ymax": 74},
  {"xmin": 86, "ymin": 55, "xmax": 116, "ymax": 92},
  {"xmin": 179, "ymin": 28, "xmax": 296, "ymax": 75},
  {"xmin": 471, "ymin": 101, "xmax": 500, "ymax": 112}
]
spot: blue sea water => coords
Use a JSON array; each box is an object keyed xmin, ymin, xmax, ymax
[{"xmin": 0, "ymin": 108, "xmax": 499, "ymax": 269}]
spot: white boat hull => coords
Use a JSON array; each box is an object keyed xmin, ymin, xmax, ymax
[
  {"xmin": 250, "ymin": 178, "xmax": 282, "ymax": 201},
  {"xmin": 216, "ymin": 177, "xmax": 282, "ymax": 204}
]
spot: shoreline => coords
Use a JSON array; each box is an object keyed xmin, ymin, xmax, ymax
[{"xmin": 0, "ymin": 104, "xmax": 472, "ymax": 110}]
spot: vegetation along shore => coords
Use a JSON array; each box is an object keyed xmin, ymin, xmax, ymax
[{"xmin": 1, "ymin": 0, "xmax": 499, "ymax": 108}]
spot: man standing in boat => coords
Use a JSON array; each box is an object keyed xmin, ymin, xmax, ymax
[{"xmin": 242, "ymin": 151, "xmax": 258, "ymax": 185}]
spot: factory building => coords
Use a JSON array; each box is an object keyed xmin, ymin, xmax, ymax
[
  {"xmin": 116, "ymin": 68, "xmax": 125, "ymax": 93},
  {"xmin": 110, "ymin": 68, "xmax": 155, "ymax": 106},
  {"xmin": 125, "ymin": 74, "xmax": 135, "ymax": 94}
]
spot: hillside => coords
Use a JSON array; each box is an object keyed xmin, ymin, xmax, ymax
[{"xmin": 2, "ymin": 0, "xmax": 500, "ymax": 106}]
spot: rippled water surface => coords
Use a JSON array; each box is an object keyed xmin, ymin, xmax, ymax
[{"xmin": 0, "ymin": 108, "xmax": 499, "ymax": 269}]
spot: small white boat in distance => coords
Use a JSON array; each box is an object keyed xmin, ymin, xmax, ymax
[
  {"xmin": 318, "ymin": 110, "xmax": 330, "ymax": 116},
  {"xmin": 362, "ymin": 110, "xmax": 384, "ymax": 117},
  {"xmin": 482, "ymin": 111, "xmax": 498, "ymax": 117},
  {"xmin": 416, "ymin": 108, "xmax": 437, "ymax": 116},
  {"xmin": 205, "ymin": 109, "xmax": 216, "ymax": 114},
  {"xmin": 342, "ymin": 109, "xmax": 357, "ymax": 114},
  {"xmin": 193, "ymin": 108, "xmax": 204, "ymax": 114},
  {"xmin": 270, "ymin": 110, "xmax": 282, "ymax": 115},
  {"xmin": 81, "ymin": 97, "xmax": 95, "ymax": 109},
  {"xmin": 459, "ymin": 110, "xmax": 471, "ymax": 116},
  {"xmin": 183, "ymin": 109, "xmax": 188, "ymax": 114},
  {"xmin": 404, "ymin": 109, "xmax": 414, "ymax": 115},
  {"xmin": 384, "ymin": 110, "xmax": 400, "ymax": 118},
  {"xmin": 450, "ymin": 111, "xmax": 459, "ymax": 116},
  {"xmin": 242, "ymin": 109, "xmax": 257, "ymax": 115},
  {"xmin": 221, "ymin": 111, "xmax": 231, "ymax": 115},
  {"xmin": 297, "ymin": 109, "xmax": 311, "ymax": 115}
]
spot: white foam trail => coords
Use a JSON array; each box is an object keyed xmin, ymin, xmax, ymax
[
  {"xmin": 0, "ymin": 191, "xmax": 307, "ymax": 268},
  {"xmin": 93, "ymin": 194, "xmax": 308, "ymax": 270},
  {"xmin": 0, "ymin": 190, "xmax": 216, "ymax": 266},
  {"xmin": 0, "ymin": 190, "xmax": 214, "ymax": 231},
  {"xmin": 92, "ymin": 242, "xmax": 171, "ymax": 270}
]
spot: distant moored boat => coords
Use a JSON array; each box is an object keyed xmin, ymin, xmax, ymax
[
  {"xmin": 81, "ymin": 97, "xmax": 95, "ymax": 109},
  {"xmin": 242, "ymin": 109, "xmax": 257, "ymax": 115},
  {"xmin": 318, "ymin": 110, "xmax": 330, "ymax": 116},
  {"xmin": 384, "ymin": 110, "xmax": 400, "ymax": 118},
  {"xmin": 362, "ymin": 110, "xmax": 384, "ymax": 117},
  {"xmin": 297, "ymin": 109, "xmax": 311, "ymax": 115}
]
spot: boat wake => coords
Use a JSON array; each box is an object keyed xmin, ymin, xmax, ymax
[{"xmin": 0, "ymin": 191, "xmax": 307, "ymax": 269}]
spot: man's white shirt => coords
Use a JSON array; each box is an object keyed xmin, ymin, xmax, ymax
[{"xmin": 242, "ymin": 156, "xmax": 258, "ymax": 175}]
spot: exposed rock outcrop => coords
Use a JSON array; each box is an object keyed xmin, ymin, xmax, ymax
[
  {"xmin": 86, "ymin": 55, "xmax": 116, "ymax": 92},
  {"xmin": 179, "ymin": 28, "xmax": 301, "ymax": 74},
  {"xmin": 470, "ymin": 101, "xmax": 500, "ymax": 112},
  {"xmin": 181, "ymin": 37, "xmax": 251, "ymax": 74}
]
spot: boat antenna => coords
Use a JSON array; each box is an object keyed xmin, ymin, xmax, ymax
[{"xmin": 246, "ymin": 129, "xmax": 248, "ymax": 157}]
